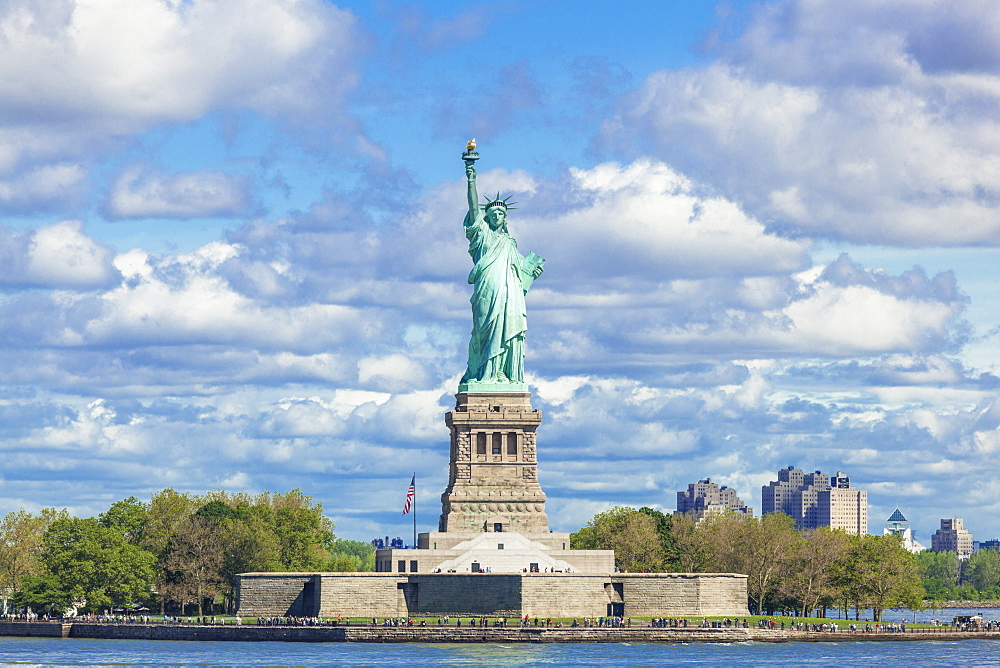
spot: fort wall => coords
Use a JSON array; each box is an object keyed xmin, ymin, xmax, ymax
[{"xmin": 236, "ymin": 571, "xmax": 750, "ymax": 619}]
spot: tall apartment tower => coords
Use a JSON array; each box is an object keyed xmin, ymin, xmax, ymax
[
  {"xmin": 675, "ymin": 478, "xmax": 753, "ymax": 523},
  {"xmin": 931, "ymin": 518, "xmax": 974, "ymax": 558},
  {"xmin": 761, "ymin": 466, "xmax": 867, "ymax": 534}
]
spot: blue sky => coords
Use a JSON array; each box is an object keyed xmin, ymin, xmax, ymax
[{"xmin": 2, "ymin": 0, "xmax": 999, "ymax": 548}]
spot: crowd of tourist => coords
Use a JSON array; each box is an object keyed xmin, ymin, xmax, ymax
[
  {"xmin": 3, "ymin": 610, "xmax": 999, "ymax": 633},
  {"xmin": 256, "ymin": 616, "xmax": 336, "ymax": 626}
]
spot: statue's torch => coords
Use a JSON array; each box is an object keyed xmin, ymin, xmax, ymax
[{"xmin": 462, "ymin": 138, "xmax": 479, "ymax": 165}]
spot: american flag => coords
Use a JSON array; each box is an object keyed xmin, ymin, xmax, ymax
[{"xmin": 402, "ymin": 475, "xmax": 415, "ymax": 515}]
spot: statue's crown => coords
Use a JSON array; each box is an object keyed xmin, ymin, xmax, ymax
[{"xmin": 482, "ymin": 192, "xmax": 517, "ymax": 212}]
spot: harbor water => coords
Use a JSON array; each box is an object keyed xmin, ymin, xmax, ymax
[
  {"xmin": 1, "ymin": 608, "xmax": 997, "ymax": 666},
  {"xmin": 1, "ymin": 635, "xmax": 999, "ymax": 666}
]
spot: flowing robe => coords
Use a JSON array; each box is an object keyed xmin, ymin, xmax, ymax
[{"xmin": 461, "ymin": 209, "xmax": 527, "ymax": 384}]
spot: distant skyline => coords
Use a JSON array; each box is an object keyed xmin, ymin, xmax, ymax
[{"xmin": 1, "ymin": 0, "xmax": 1000, "ymax": 545}]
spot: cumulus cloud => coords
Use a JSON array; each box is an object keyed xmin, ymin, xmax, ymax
[
  {"xmin": 0, "ymin": 163, "xmax": 87, "ymax": 213},
  {"xmin": 384, "ymin": 160, "xmax": 811, "ymax": 296},
  {"xmin": 6, "ymin": 0, "xmax": 1000, "ymax": 544},
  {"xmin": 0, "ymin": 0, "xmax": 357, "ymax": 128},
  {"xmin": 0, "ymin": 220, "xmax": 119, "ymax": 289},
  {"xmin": 105, "ymin": 166, "xmax": 251, "ymax": 219},
  {"xmin": 0, "ymin": 147, "xmax": 986, "ymax": 538},
  {"xmin": 529, "ymin": 160, "xmax": 812, "ymax": 282},
  {"xmin": 526, "ymin": 256, "xmax": 966, "ymax": 369},
  {"xmin": 0, "ymin": 0, "xmax": 361, "ymax": 214},
  {"xmin": 601, "ymin": 0, "xmax": 1000, "ymax": 245},
  {"xmin": 86, "ymin": 244, "xmax": 379, "ymax": 352},
  {"xmin": 527, "ymin": 352, "xmax": 1000, "ymax": 536}
]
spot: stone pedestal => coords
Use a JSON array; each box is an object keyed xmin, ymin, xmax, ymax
[{"xmin": 438, "ymin": 392, "xmax": 548, "ymax": 533}]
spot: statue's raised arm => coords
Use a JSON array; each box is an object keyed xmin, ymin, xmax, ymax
[
  {"xmin": 466, "ymin": 161, "xmax": 479, "ymax": 220},
  {"xmin": 458, "ymin": 142, "xmax": 544, "ymax": 391}
]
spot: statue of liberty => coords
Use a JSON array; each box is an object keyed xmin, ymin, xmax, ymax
[{"xmin": 460, "ymin": 141, "xmax": 544, "ymax": 388}]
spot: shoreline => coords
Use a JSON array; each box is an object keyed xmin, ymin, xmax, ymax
[{"xmin": 3, "ymin": 622, "xmax": 1000, "ymax": 644}]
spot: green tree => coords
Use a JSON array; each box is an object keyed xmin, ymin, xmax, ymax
[
  {"xmin": 11, "ymin": 574, "xmax": 73, "ymax": 616},
  {"xmin": 571, "ymin": 506, "xmax": 666, "ymax": 572},
  {"xmin": 326, "ymin": 538, "xmax": 376, "ymax": 572},
  {"xmin": 916, "ymin": 550, "xmax": 959, "ymax": 600},
  {"xmin": 699, "ymin": 512, "xmax": 798, "ymax": 614},
  {"xmin": 834, "ymin": 534, "xmax": 923, "ymax": 621},
  {"xmin": 216, "ymin": 515, "xmax": 282, "ymax": 612},
  {"xmin": 271, "ymin": 491, "xmax": 336, "ymax": 570},
  {"xmin": 0, "ymin": 508, "xmax": 68, "ymax": 594},
  {"xmin": 199, "ymin": 489, "xmax": 334, "ymax": 571},
  {"xmin": 162, "ymin": 516, "xmax": 224, "ymax": 616},
  {"xmin": 670, "ymin": 514, "xmax": 713, "ymax": 572},
  {"xmin": 780, "ymin": 527, "xmax": 850, "ymax": 617},
  {"xmin": 143, "ymin": 489, "xmax": 200, "ymax": 613},
  {"xmin": 144, "ymin": 489, "xmax": 200, "ymax": 557},
  {"xmin": 98, "ymin": 496, "xmax": 148, "ymax": 545},
  {"xmin": 195, "ymin": 500, "xmax": 241, "ymax": 523},
  {"xmin": 638, "ymin": 507, "xmax": 679, "ymax": 571},
  {"xmin": 965, "ymin": 549, "xmax": 1000, "ymax": 594},
  {"xmin": 191, "ymin": 488, "xmax": 338, "ymax": 611},
  {"xmin": 570, "ymin": 525, "xmax": 599, "ymax": 550},
  {"xmin": 41, "ymin": 517, "xmax": 156, "ymax": 612}
]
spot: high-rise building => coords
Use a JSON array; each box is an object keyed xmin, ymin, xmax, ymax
[
  {"xmin": 761, "ymin": 466, "xmax": 867, "ymax": 534},
  {"xmin": 883, "ymin": 507, "xmax": 925, "ymax": 553},
  {"xmin": 675, "ymin": 478, "xmax": 753, "ymax": 522},
  {"xmin": 931, "ymin": 518, "xmax": 974, "ymax": 558}
]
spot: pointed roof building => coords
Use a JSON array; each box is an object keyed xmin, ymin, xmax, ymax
[
  {"xmin": 883, "ymin": 507, "xmax": 925, "ymax": 553},
  {"xmin": 886, "ymin": 508, "xmax": 908, "ymax": 523}
]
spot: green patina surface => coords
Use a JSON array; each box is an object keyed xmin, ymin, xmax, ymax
[{"xmin": 459, "ymin": 147, "xmax": 544, "ymax": 392}]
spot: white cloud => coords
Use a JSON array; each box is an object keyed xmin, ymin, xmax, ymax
[
  {"xmin": 0, "ymin": 147, "xmax": 991, "ymax": 541},
  {"xmin": 26, "ymin": 221, "xmax": 117, "ymax": 288},
  {"xmin": 525, "ymin": 160, "xmax": 811, "ymax": 281},
  {"xmin": 105, "ymin": 166, "xmax": 250, "ymax": 219},
  {"xmin": 0, "ymin": 163, "xmax": 87, "ymax": 211},
  {"xmin": 781, "ymin": 284, "xmax": 958, "ymax": 354},
  {"xmin": 79, "ymin": 244, "xmax": 374, "ymax": 350},
  {"xmin": 603, "ymin": 1, "xmax": 1000, "ymax": 245},
  {"xmin": 0, "ymin": 220, "xmax": 119, "ymax": 289},
  {"xmin": 357, "ymin": 354, "xmax": 429, "ymax": 393},
  {"xmin": 252, "ymin": 398, "xmax": 346, "ymax": 438},
  {"xmin": 0, "ymin": 0, "xmax": 357, "ymax": 129},
  {"xmin": 527, "ymin": 252, "xmax": 965, "ymax": 363},
  {"xmin": 0, "ymin": 0, "xmax": 360, "ymax": 212}
]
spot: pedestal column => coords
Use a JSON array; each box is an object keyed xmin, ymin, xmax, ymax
[{"xmin": 438, "ymin": 392, "xmax": 548, "ymax": 533}]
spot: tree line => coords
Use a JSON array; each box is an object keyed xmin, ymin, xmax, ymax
[
  {"xmin": 917, "ymin": 548, "xmax": 1000, "ymax": 601},
  {"xmin": 0, "ymin": 488, "xmax": 374, "ymax": 616},
  {"xmin": 7, "ymin": 492, "xmax": 997, "ymax": 620},
  {"xmin": 571, "ymin": 506, "xmax": 929, "ymax": 621}
]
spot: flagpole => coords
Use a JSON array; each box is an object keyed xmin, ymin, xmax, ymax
[{"xmin": 402, "ymin": 474, "xmax": 416, "ymax": 548}]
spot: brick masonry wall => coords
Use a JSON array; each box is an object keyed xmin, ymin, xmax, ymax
[
  {"xmin": 407, "ymin": 574, "xmax": 523, "ymax": 616},
  {"xmin": 615, "ymin": 574, "xmax": 750, "ymax": 617},
  {"xmin": 0, "ymin": 622, "xmax": 69, "ymax": 638},
  {"xmin": 521, "ymin": 575, "xmax": 610, "ymax": 618},
  {"xmin": 236, "ymin": 573, "xmax": 318, "ymax": 616},
  {"xmin": 238, "ymin": 572, "xmax": 749, "ymax": 619},
  {"xmin": 318, "ymin": 573, "xmax": 405, "ymax": 618},
  {"xmin": 6, "ymin": 623, "xmax": 997, "ymax": 643},
  {"xmin": 691, "ymin": 574, "xmax": 752, "ymax": 617}
]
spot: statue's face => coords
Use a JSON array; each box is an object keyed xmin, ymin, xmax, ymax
[{"xmin": 486, "ymin": 207, "xmax": 506, "ymax": 229}]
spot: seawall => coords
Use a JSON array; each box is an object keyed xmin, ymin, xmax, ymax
[{"xmin": 3, "ymin": 622, "xmax": 1000, "ymax": 643}]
